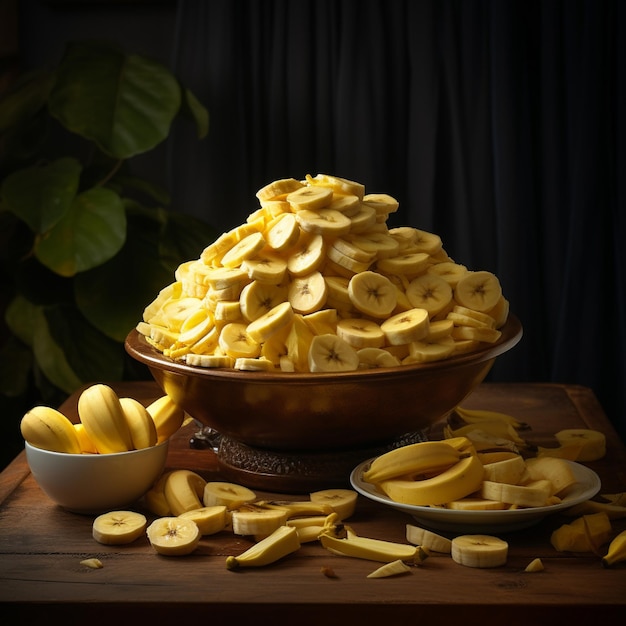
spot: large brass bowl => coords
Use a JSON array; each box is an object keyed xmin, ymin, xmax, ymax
[
  {"xmin": 125, "ymin": 315, "xmax": 522, "ymax": 457},
  {"xmin": 126, "ymin": 315, "xmax": 522, "ymax": 491}
]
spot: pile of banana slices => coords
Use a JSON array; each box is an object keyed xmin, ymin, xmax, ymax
[{"xmin": 137, "ymin": 173, "xmax": 510, "ymax": 373}]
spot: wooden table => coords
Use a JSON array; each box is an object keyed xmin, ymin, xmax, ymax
[{"xmin": 1, "ymin": 382, "xmax": 625, "ymax": 624}]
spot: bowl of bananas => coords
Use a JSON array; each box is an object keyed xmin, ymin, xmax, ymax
[
  {"xmin": 125, "ymin": 174, "xmax": 523, "ymax": 491},
  {"xmin": 21, "ymin": 383, "xmax": 178, "ymax": 513}
]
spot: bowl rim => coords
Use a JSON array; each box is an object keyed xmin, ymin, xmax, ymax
[
  {"xmin": 125, "ymin": 313, "xmax": 522, "ymax": 382},
  {"xmin": 24, "ymin": 439, "xmax": 169, "ymax": 458}
]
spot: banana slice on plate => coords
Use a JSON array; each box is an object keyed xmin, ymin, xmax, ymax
[{"xmin": 451, "ymin": 534, "xmax": 508, "ymax": 568}]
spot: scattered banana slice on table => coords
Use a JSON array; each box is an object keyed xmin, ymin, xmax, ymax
[
  {"xmin": 92, "ymin": 510, "xmax": 148, "ymax": 545},
  {"xmin": 137, "ymin": 173, "xmax": 513, "ymax": 373},
  {"xmin": 451, "ymin": 535, "xmax": 509, "ymax": 568}
]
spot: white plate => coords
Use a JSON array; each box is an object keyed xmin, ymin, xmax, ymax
[{"xmin": 350, "ymin": 458, "xmax": 601, "ymax": 533}]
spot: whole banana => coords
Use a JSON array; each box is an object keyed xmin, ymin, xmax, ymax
[
  {"xmin": 362, "ymin": 439, "xmax": 471, "ymax": 484},
  {"xmin": 20, "ymin": 406, "xmax": 82, "ymax": 454},
  {"xmin": 378, "ymin": 453, "xmax": 485, "ymax": 506},
  {"xmin": 77, "ymin": 384, "xmax": 134, "ymax": 453}
]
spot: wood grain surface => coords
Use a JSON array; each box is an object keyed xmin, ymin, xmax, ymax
[{"xmin": 1, "ymin": 382, "xmax": 625, "ymax": 624}]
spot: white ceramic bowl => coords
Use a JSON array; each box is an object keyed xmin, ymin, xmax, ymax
[{"xmin": 25, "ymin": 440, "xmax": 169, "ymax": 514}]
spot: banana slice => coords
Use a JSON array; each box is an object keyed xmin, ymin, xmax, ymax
[
  {"xmin": 451, "ymin": 325, "xmax": 502, "ymax": 344},
  {"xmin": 203, "ymin": 481, "xmax": 257, "ymax": 510},
  {"xmin": 554, "ymin": 428, "xmax": 606, "ymax": 461},
  {"xmin": 454, "ymin": 270, "xmax": 502, "ymax": 312},
  {"xmin": 264, "ymin": 212, "xmax": 301, "ymax": 252},
  {"xmin": 161, "ymin": 296, "xmax": 204, "ymax": 331},
  {"xmin": 327, "ymin": 244, "xmax": 373, "ymax": 274},
  {"xmin": 362, "ymin": 193, "xmax": 400, "ymax": 217},
  {"xmin": 288, "ymin": 271, "xmax": 328, "ymax": 314},
  {"xmin": 347, "ymin": 204, "xmax": 378, "ymax": 233},
  {"xmin": 426, "ymin": 261, "xmax": 469, "ymax": 286},
  {"xmin": 287, "ymin": 185, "xmax": 334, "ymax": 211},
  {"xmin": 92, "ymin": 510, "xmax": 147, "ymax": 545},
  {"xmin": 331, "ymin": 237, "xmax": 377, "ymax": 264},
  {"xmin": 218, "ymin": 322, "xmax": 261, "ymax": 358},
  {"xmin": 119, "ymin": 397, "xmax": 158, "ymax": 450},
  {"xmin": 164, "ymin": 469, "xmax": 207, "ymax": 515},
  {"xmin": 347, "ymin": 232, "xmax": 400, "ymax": 259},
  {"xmin": 256, "ymin": 177, "xmax": 304, "ymax": 202},
  {"xmin": 348, "ymin": 271, "xmax": 397, "ymax": 318},
  {"xmin": 451, "ymin": 535, "xmax": 508, "ymax": 568},
  {"xmin": 309, "ymin": 489, "xmax": 358, "ymax": 520},
  {"xmin": 406, "ymin": 228, "xmax": 443, "ymax": 255},
  {"xmin": 234, "ymin": 356, "xmax": 276, "ymax": 371},
  {"xmin": 220, "ymin": 231, "xmax": 266, "ymax": 268},
  {"xmin": 246, "ymin": 301, "xmax": 294, "ymax": 344},
  {"xmin": 336, "ymin": 318, "xmax": 385, "ymax": 349},
  {"xmin": 406, "ymin": 524, "xmax": 452, "ymax": 553},
  {"xmin": 357, "ymin": 347, "xmax": 402, "ymax": 369},
  {"xmin": 241, "ymin": 253, "xmax": 288, "ymax": 285},
  {"xmin": 405, "ymin": 273, "xmax": 453, "ymax": 316},
  {"xmin": 146, "ymin": 517, "xmax": 201, "ymax": 556},
  {"xmin": 179, "ymin": 505, "xmax": 229, "ymax": 535},
  {"xmin": 286, "ymin": 315, "xmax": 316, "ymax": 371},
  {"xmin": 376, "ymin": 252, "xmax": 430, "ymax": 276},
  {"xmin": 380, "ymin": 307, "xmax": 430, "ymax": 345},
  {"xmin": 295, "ymin": 208, "xmax": 352, "ymax": 238},
  {"xmin": 231, "ymin": 504, "xmax": 289, "ymax": 537},
  {"xmin": 239, "ymin": 281, "xmax": 288, "ymax": 322},
  {"xmin": 287, "ymin": 232, "xmax": 326, "ymax": 276},
  {"xmin": 307, "ymin": 333, "xmax": 360, "ymax": 372},
  {"xmin": 306, "ymin": 173, "xmax": 366, "ymax": 199},
  {"xmin": 482, "ymin": 454, "xmax": 527, "ymax": 484},
  {"xmin": 327, "ymin": 194, "xmax": 361, "ymax": 215},
  {"xmin": 302, "ymin": 308, "xmax": 338, "ymax": 336},
  {"xmin": 480, "ymin": 479, "xmax": 553, "ymax": 508}
]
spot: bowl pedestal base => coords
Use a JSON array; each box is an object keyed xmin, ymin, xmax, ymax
[{"xmin": 190, "ymin": 427, "xmax": 429, "ymax": 494}]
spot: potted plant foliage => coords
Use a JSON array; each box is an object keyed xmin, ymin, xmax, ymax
[{"xmin": 0, "ymin": 40, "xmax": 216, "ymax": 460}]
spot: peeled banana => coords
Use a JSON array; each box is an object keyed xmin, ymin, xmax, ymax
[
  {"xmin": 225, "ymin": 524, "xmax": 301, "ymax": 569},
  {"xmin": 601, "ymin": 529, "xmax": 626, "ymax": 567},
  {"xmin": 319, "ymin": 528, "xmax": 429, "ymax": 564}
]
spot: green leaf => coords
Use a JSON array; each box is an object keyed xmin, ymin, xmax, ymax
[
  {"xmin": 49, "ymin": 41, "xmax": 182, "ymax": 159},
  {"xmin": 74, "ymin": 207, "xmax": 174, "ymax": 342},
  {"xmin": 31, "ymin": 306, "xmax": 83, "ymax": 394},
  {"xmin": 183, "ymin": 87, "xmax": 209, "ymax": 139},
  {"xmin": 44, "ymin": 305, "xmax": 124, "ymax": 384},
  {"xmin": 1, "ymin": 157, "xmax": 81, "ymax": 233},
  {"xmin": 0, "ymin": 68, "xmax": 55, "ymax": 134},
  {"xmin": 35, "ymin": 186, "xmax": 126, "ymax": 277},
  {"xmin": 5, "ymin": 294, "xmax": 38, "ymax": 347}
]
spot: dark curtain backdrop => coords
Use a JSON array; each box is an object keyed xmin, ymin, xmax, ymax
[{"xmin": 166, "ymin": 0, "xmax": 625, "ymax": 442}]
